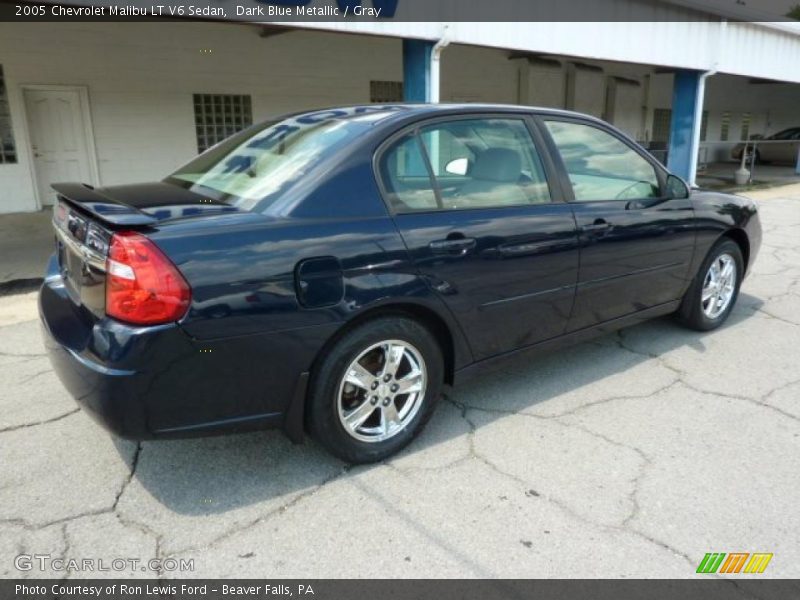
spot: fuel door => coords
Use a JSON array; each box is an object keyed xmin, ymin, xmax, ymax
[{"xmin": 295, "ymin": 257, "xmax": 344, "ymax": 309}]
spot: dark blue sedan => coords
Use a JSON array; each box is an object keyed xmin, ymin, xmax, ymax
[{"xmin": 39, "ymin": 104, "xmax": 761, "ymax": 463}]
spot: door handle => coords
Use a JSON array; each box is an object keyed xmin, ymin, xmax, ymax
[
  {"xmin": 429, "ymin": 237, "xmax": 477, "ymax": 255},
  {"xmin": 581, "ymin": 219, "xmax": 612, "ymax": 233}
]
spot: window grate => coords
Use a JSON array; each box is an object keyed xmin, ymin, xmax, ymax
[
  {"xmin": 652, "ymin": 108, "xmax": 672, "ymax": 143},
  {"xmin": 700, "ymin": 110, "xmax": 709, "ymax": 142},
  {"xmin": 740, "ymin": 113, "xmax": 751, "ymax": 141},
  {"xmin": 720, "ymin": 111, "xmax": 731, "ymax": 141},
  {"xmin": 193, "ymin": 93, "xmax": 252, "ymax": 154},
  {"xmin": 0, "ymin": 65, "xmax": 17, "ymax": 164},
  {"xmin": 370, "ymin": 80, "xmax": 404, "ymax": 104},
  {"xmin": 651, "ymin": 109, "xmax": 709, "ymax": 143}
]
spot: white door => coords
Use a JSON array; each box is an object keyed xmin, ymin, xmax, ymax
[{"xmin": 24, "ymin": 88, "xmax": 94, "ymax": 206}]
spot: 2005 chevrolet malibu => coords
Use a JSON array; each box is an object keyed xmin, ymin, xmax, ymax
[{"xmin": 40, "ymin": 104, "xmax": 761, "ymax": 463}]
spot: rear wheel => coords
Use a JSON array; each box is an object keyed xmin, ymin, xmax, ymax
[
  {"xmin": 677, "ymin": 238, "xmax": 743, "ymax": 331},
  {"xmin": 307, "ymin": 316, "xmax": 444, "ymax": 464}
]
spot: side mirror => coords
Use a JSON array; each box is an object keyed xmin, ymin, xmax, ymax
[
  {"xmin": 666, "ymin": 174, "xmax": 690, "ymax": 199},
  {"xmin": 445, "ymin": 157, "xmax": 470, "ymax": 176}
]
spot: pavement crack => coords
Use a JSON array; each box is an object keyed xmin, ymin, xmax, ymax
[
  {"xmin": 113, "ymin": 442, "xmax": 142, "ymax": 511},
  {"xmin": 754, "ymin": 307, "xmax": 800, "ymax": 327},
  {"xmin": 59, "ymin": 523, "xmax": 71, "ymax": 581},
  {"xmin": 170, "ymin": 465, "xmax": 351, "ymax": 557},
  {"xmin": 0, "ymin": 408, "xmax": 80, "ymax": 434},
  {"xmin": 112, "ymin": 511, "xmax": 165, "ymax": 578},
  {"xmin": 467, "ymin": 423, "xmax": 694, "ymax": 568},
  {"xmin": 1, "ymin": 508, "xmax": 115, "ymax": 532},
  {"xmin": 17, "ymin": 369, "xmax": 53, "ymax": 385},
  {"xmin": 451, "ymin": 399, "xmax": 696, "ymax": 571},
  {"xmin": 677, "ymin": 378, "xmax": 800, "ymax": 423},
  {"xmin": 0, "ymin": 350, "xmax": 47, "ymax": 358},
  {"xmin": 558, "ymin": 421, "xmax": 653, "ymax": 527},
  {"xmin": 626, "ymin": 528, "xmax": 695, "ymax": 566},
  {"xmin": 615, "ymin": 330, "xmax": 688, "ymax": 378},
  {"xmin": 548, "ymin": 380, "xmax": 681, "ymax": 420},
  {"xmin": 446, "ymin": 378, "xmax": 681, "ymax": 424}
]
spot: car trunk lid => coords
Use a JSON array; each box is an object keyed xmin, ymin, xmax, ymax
[{"xmin": 51, "ymin": 181, "xmax": 240, "ymax": 318}]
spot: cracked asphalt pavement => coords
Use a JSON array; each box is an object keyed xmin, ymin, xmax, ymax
[{"xmin": 1, "ymin": 185, "xmax": 799, "ymax": 579}]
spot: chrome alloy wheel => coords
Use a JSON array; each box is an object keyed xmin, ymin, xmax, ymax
[
  {"xmin": 336, "ymin": 340, "xmax": 427, "ymax": 443},
  {"xmin": 701, "ymin": 253, "xmax": 737, "ymax": 320}
]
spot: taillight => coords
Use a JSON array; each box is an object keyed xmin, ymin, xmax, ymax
[{"xmin": 105, "ymin": 231, "xmax": 191, "ymax": 326}]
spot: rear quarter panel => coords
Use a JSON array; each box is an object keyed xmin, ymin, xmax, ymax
[
  {"xmin": 144, "ymin": 182, "xmax": 473, "ymax": 428},
  {"xmin": 151, "ymin": 213, "xmax": 419, "ymax": 340},
  {"xmin": 54, "ymin": 133, "xmax": 473, "ymax": 435}
]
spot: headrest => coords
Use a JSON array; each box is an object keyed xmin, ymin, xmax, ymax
[{"xmin": 471, "ymin": 148, "xmax": 522, "ymax": 183}]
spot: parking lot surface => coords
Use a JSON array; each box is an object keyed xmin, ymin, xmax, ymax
[{"xmin": 1, "ymin": 185, "xmax": 798, "ymax": 579}]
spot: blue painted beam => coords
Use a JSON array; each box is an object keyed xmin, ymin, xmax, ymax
[
  {"xmin": 796, "ymin": 145, "xmax": 800, "ymax": 175},
  {"xmin": 403, "ymin": 39, "xmax": 433, "ymax": 103},
  {"xmin": 667, "ymin": 70, "xmax": 703, "ymax": 183}
]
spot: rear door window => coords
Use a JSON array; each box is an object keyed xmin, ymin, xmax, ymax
[
  {"xmin": 379, "ymin": 133, "xmax": 439, "ymax": 212},
  {"xmin": 379, "ymin": 117, "xmax": 552, "ymax": 213}
]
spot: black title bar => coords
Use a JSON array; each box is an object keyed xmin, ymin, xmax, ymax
[
  {"xmin": 4, "ymin": 579, "xmax": 800, "ymax": 600},
  {"xmin": 2, "ymin": 0, "xmax": 799, "ymax": 22}
]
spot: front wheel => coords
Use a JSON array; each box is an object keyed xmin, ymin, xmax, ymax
[
  {"xmin": 307, "ymin": 316, "xmax": 444, "ymax": 464},
  {"xmin": 677, "ymin": 238, "xmax": 743, "ymax": 331}
]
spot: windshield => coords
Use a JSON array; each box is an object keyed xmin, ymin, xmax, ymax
[{"xmin": 166, "ymin": 107, "xmax": 401, "ymax": 211}]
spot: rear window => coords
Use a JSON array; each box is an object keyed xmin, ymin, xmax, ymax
[{"xmin": 166, "ymin": 107, "xmax": 399, "ymax": 211}]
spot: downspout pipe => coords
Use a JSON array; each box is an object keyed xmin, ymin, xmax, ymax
[
  {"xmin": 428, "ymin": 26, "xmax": 451, "ymax": 103},
  {"xmin": 687, "ymin": 19, "xmax": 724, "ymax": 187},
  {"xmin": 688, "ymin": 69, "xmax": 715, "ymax": 187}
]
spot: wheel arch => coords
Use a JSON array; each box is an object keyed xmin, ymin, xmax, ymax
[
  {"xmin": 721, "ymin": 228, "xmax": 750, "ymax": 274},
  {"xmin": 284, "ymin": 300, "xmax": 465, "ymax": 439},
  {"xmin": 313, "ymin": 302, "xmax": 459, "ymax": 389}
]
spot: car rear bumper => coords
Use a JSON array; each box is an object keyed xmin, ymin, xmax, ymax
[
  {"xmin": 39, "ymin": 256, "xmax": 337, "ymax": 440},
  {"xmin": 39, "ymin": 276, "xmax": 153, "ymax": 439}
]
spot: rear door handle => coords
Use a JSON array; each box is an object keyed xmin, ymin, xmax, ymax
[
  {"xmin": 581, "ymin": 219, "xmax": 612, "ymax": 233},
  {"xmin": 429, "ymin": 237, "xmax": 477, "ymax": 255}
]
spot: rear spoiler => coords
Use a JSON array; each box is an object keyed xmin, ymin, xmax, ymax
[{"xmin": 52, "ymin": 183, "xmax": 158, "ymax": 227}]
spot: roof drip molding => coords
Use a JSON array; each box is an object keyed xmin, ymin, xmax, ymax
[
  {"xmin": 570, "ymin": 61, "xmax": 604, "ymax": 72},
  {"xmin": 612, "ymin": 76, "xmax": 642, "ymax": 86},
  {"xmin": 507, "ymin": 52, "xmax": 563, "ymax": 68}
]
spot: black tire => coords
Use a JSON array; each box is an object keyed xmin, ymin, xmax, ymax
[
  {"xmin": 677, "ymin": 238, "xmax": 744, "ymax": 331},
  {"xmin": 307, "ymin": 316, "xmax": 444, "ymax": 464}
]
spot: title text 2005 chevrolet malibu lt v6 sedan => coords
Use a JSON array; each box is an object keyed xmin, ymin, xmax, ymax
[{"xmin": 40, "ymin": 104, "xmax": 761, "ymax": 463}]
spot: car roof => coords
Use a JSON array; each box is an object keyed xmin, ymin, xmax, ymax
[
  {"xmin": 770, "ymin": 127, "xmax": 800, "ymax": 137},
  {"xmin": 283, "ymin": 103, "xmax": 605, "ymax": 128}
]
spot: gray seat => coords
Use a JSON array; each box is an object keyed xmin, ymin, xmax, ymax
[{"xmin": 454, "ymin": 147, "xmax": 530, "ymax": 208}]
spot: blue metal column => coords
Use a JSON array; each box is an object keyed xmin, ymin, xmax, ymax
[
  {"xmin": 795, "ymin": 145, "xmax": 800, "ymax": 175},
  {"xmin": 667, "ymin": 70, "xmax": 703, "ymax": 183},
  {"xmin": 403, "ymin": 39, "xmax": 433, "ymax": 103}
]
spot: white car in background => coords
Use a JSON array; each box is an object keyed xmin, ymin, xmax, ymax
[{"xmin": 732, "ymin": 127, "xmax": 800, "ymax": 165}]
